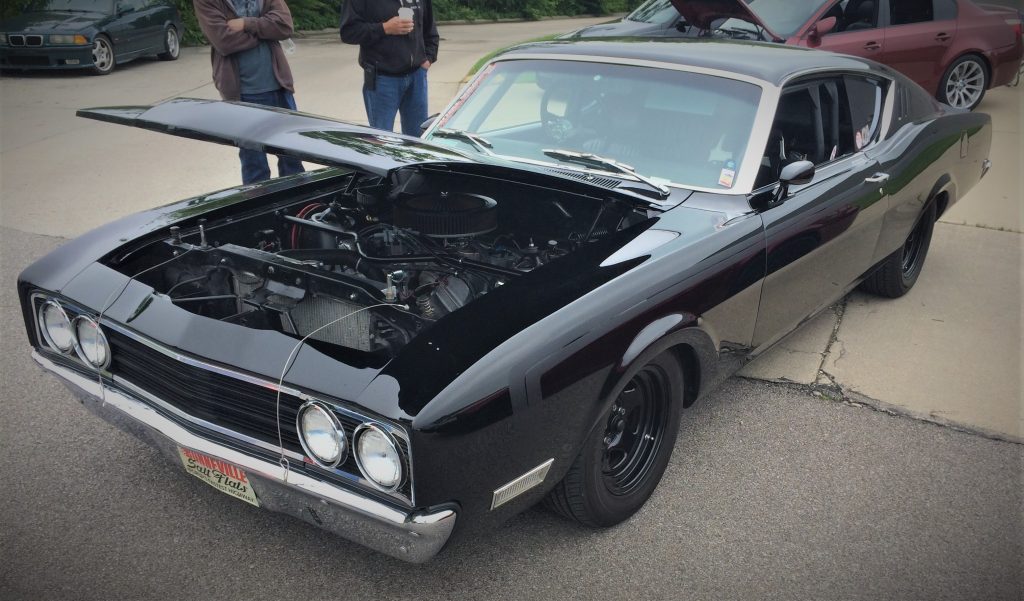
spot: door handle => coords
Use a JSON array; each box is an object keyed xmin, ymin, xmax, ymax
[
  {"xmin": 865, "ymin": 173, "xmax": 890, "ymax": 183},
  {"xmin": 863, "ymin": 41, "xmax": 881, "ymax": 50},
  {"xmin": 935, "ymin": 32, "xmax": 951, "ymax": 42}
]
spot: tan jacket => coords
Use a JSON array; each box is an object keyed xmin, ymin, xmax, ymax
[{"xmin": 193, "ymin": 0, "xmax": 295, "ymax": 101}]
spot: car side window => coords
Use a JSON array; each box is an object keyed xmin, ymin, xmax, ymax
[
  {"xmin": 827, "ymin": 0, "xmax": 880, "ymax": 33},
  {"xmin": 890, "ymin": 0, "xmax": 934, "ymax": 25},
  {"xmin": 756, "ymin": 79, "xmax": 843, "ymax": 188},
  {"xmin": 842, "ymin": 76, "xmax": 884, "ymax": 152}
]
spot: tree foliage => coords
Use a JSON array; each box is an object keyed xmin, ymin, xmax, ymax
[{"xmin": 1, "ymin": 0, "xmax": 644, "ymax": 45}]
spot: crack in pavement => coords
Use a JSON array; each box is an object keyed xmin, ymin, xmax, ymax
[
  {"xmin": 938, "ymin": 220, "xmax": 1024, "ymax": 234},
  {"xmin": 741, "ymin": 374, "xmax": 1023, "ymax": 445},
  {"xmin": 785, "ymin": 295, "xmax": 1024, "ymax": 445}
]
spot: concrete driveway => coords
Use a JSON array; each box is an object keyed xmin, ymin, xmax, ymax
[{"xmin": 0, "ymin": 16, "xmax": 1021, "ymax": 600}]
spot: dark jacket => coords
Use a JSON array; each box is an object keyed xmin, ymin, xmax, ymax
[
  {"xmin": 339, "ymin": 0, "xmax": 439, "ymax": 76},
  {"xmin": 193, "ymin": 0, "xmax": 295, "ymax": 101}
]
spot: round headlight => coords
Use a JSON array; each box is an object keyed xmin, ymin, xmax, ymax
[
  {"xmin": 39, "ymin": 301, "xmax": 75, "ymax": 352},
  {"xmin": 355, "ymin": 424, "xmax": 403, "ymax": 491},
  {"xmin": 73, "ymin": 316, "xmax": 110, "ymax": 369},
  {"xmin": 297, "ymin": 403, "xmax": 346, "ymax": 467}
]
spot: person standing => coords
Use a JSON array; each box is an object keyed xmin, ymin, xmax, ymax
[
  {"xmin": 340, "ymin": 0, "xmax": 439, "ymax": 137},
  {"xmin": 193, "ymin": 0, "xmax": 305, "ymax": 184}
]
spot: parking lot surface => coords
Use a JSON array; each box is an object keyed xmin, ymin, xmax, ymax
[{"xmin": 1, "ymin": 17, "xmax": 1021, "ymax": 600}]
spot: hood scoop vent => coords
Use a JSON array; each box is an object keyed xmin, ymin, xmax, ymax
[{"xmin": 544, "ymin": 168, "xmax": 622, "ymax": 190}]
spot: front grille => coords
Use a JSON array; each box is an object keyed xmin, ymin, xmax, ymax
[
  {"xmin": 25, "ymin": 35, "xmax": 42, "ymax": 46},
  {"xmin": 109, "ymin": 329, "xmax": 306, "ymax": 453},
  {"xmin": 105, "ymin": 328, "xmax": 411, "ymax": 499},
  {"xmin": 8, "ymin": 34, "xmax": 24, "ymax": 46}
]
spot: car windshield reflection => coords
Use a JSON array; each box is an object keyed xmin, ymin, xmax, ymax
[{"xmin": 427, "ymin": 59, "xmax": 762, "ymax": 192}]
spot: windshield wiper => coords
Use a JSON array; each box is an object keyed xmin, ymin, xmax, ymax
[
  {"xmin": 432, "ymin": 128, "xmax": 494, "ymax": 155},
  {"xmin": 715, "ymin": 26, "xmax": 764, "ymax": 41},
  {"xmin": 542, "ymin": 149, "xmax": 671, "ymax": 198}
]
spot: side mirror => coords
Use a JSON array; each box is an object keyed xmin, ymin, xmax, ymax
[
  {"xmin": 776, "ymin": 160, "xmax": 815, "ymax": 202},
  {"xmin": 780, "ymin": 160, "xmax": 816, "ymax": 187},
  {"xmin": 753, "ymin": 160, "xmax": 815, "ymax": 210},
  {"xmin": 807, "ymin": 16, "xmax": 837, "ymax": 46},
  {"xmin": 419, "ymin": 113, "xmax": 440, "ymax": 135}
]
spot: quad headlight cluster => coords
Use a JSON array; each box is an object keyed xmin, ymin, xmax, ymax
[
  {"xmin": 297, "ymin": 403, "xmax": 405, "ymax": 492},
  {"xmin": 37, "ymin": 299, "xmax": 110, "ymax": 370}
]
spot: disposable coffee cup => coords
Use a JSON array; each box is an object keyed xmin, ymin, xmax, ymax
[{"xmin": 398, "ymin": 7, "xmax": 413, "ymax": 20}]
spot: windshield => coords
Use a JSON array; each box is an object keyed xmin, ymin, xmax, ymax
[
  {"xmin": 37, "ymin": 0, "xmax": 112, "ymax": 12},
  {"xmin": 428, "ymin": 60, "xmax": 762, "ymax": 191},
  {"xmin": 746, "ymin": 0, "xmax": 832, "ymax": 37},
  {"xmin": 626, "ymin": 0, "xmax": 681, "ymax": 24}
]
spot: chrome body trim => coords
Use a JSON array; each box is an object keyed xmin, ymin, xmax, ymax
[
  {"xmin": 491, "ymin": 458, "xmax": 554, "ymax": 510},
  {"xmin": 33, "ymin": 351, "xmax": 456, "ymax": 563}
]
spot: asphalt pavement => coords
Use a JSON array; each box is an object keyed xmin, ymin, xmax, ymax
[{"xmin": 1, "ymin": 16, "xmax": 1022, "ymax": 601}]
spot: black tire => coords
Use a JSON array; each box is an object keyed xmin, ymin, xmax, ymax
[
  {"xmin": 158, "ymin": 26, "xmax": 180, "ymax": 61},
  {"xmin": 545, "ymin": 351, "xmax": 684, "ymax": 527},
  {"xmin": 91, "ymin": 35, "xmax": 115, "ymax": 75},
  {"xmin": 859, "ymin": 201, "xmax": 936, "ymax": 298},
  {"xmin": 937, "ymin": 54, "xmax": 989, "ymax": 111}
]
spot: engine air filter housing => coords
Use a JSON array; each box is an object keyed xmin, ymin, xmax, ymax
[{"xmin": 393, "ymin": 192, "xmax": 497, "ymax": 238}]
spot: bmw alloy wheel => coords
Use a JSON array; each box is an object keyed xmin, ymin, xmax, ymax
[
  {"xmin": 92, "ymin": 36, "xmax": 114, "ymax": 75},
  {"xmin": 944, "ymin": 59, "xmax": 985, "ymax": 110},
  {"xmin": 159, "ymin": 27, "xmax": 180, "ymax": 60}
]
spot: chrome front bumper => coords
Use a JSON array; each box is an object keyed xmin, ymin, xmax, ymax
[{"xmin": 33, "ymin": 351, "xmax": 456, "ymax": 563}]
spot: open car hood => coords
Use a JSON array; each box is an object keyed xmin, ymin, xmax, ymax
[
  {"xmin": 78, "ymin": 98, "xmax": 472, "ymax": 177},
  {"xmin": 79, "ymin": 98, "xmax": 672, "ymax": 209},
  {"xmin": 668, "ymin": 0, "xmax": 782, "ymax": 40}
]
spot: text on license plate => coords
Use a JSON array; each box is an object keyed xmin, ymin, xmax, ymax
[{"xmin": 178, "ymin": 447, "xmax": 260, "ymax": 507}]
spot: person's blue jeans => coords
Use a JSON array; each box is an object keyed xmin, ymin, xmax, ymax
[
  {"xmin": 363, "ymin": 67, "xmax": 429, "ymax": 137},
  {"xmin": 238, "ymin": 89, "xmax": 305, "ymax": 185}
]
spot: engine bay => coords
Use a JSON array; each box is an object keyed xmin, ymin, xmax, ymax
[{"xmin": 110, "ymin": 167, "xmax": 650, "ymax": 359}]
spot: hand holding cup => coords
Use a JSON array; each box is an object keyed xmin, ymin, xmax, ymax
[{"xmin": 383, "ymin": 8, "xmax": 414, "ymax": 35}]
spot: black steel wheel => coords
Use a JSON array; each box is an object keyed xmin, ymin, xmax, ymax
[
  {"xmin": 859, "ymin": 201, "xmax": 936, "ymax": 298},
  {"xmin": 546, "ymin": 351, "xmax": 684, "ymax": 527}
]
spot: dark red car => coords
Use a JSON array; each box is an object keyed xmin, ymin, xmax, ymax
[{"xmin": 570, "ymin": 0, "xmax": 1023, "ymax": 110}]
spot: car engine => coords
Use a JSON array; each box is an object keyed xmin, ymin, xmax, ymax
[{"xmin": 108, "ymin": 168, "xmax": 648, "ymax": 359}]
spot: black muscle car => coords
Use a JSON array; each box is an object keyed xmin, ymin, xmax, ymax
[{"xmin": 18, "ymin": 39, "xmax": 992, "ymax": 562}]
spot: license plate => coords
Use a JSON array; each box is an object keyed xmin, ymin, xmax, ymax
[{"xmin": 178, "ymin": 447, "xmax": 260, "ymax": 507}]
